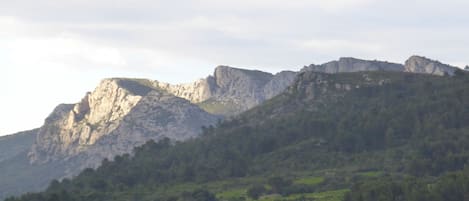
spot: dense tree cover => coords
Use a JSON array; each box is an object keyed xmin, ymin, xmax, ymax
[{"xmin": 7, "ymin": 71, "xmax": 469, "ymax": 201}]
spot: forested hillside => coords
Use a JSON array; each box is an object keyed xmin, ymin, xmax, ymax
[{"xmin": 7, "ymin": 70, "xmax": 469, "ymax": 201}]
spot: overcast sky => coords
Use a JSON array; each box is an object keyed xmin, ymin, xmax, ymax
[{"xmin": 1, "ymin": 0, "xmax": 468, "ymax": 136}]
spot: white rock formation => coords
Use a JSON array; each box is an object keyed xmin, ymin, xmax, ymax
[
  {"xmin": 29, "ymin": 78, "xmax": 220, "ymax": 171},
  {"xmin": 302, "ymin": 56, "xmax": 458, "ymax": 76},
  {"xmin": 405, "ymin": 55, "xmax": 457, "ymax": 75},
  {"xmin": 27, "ymin": 65, "xmax": 298, "ymax": 177},
  {"xmin": 155, "ymin": 66, "xmax": 298, "ymax": 115}
]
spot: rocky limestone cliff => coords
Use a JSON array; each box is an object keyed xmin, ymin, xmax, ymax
[
  {"xmin": 157, "ymin": 66, "xmax": 298, "ymax": 116},
  {"xmin": 8, "ymin": 56, "xmax": 461, "ymax": 198},
  {"xmin": 302, "ymin": 56, "xmax": 458, "ymax": 76},
  {"xmin": 263, "ymin": 71, "xmax": 298, "ymax": 99},
  {"xmin": 26, "ymin": 65, "xmax": 296, "ymax": 183},
  {"xmin": 78, "ymin": 88, "xmax": 222, "ymax": 169},
  {"xmin": 28, "ymin": 57, "xmax": 458, "ymax": 166},
  {"xmin": 405, "ymin": 55, "xmax": 457, "ymax": 75},
  {"xmin": 208, "ymin": 66, "xmax": 278, "ymax": 110},
  {"xmin": 156, "ymin": 78, "xmax": 215, "ymax": 103},
  {"xmin": 302, "ymin": 57, "xmax": 405, "ymax": 73},
  {"xmin": 29, "ymin": 79, "xmax": 142, "ymax": 163},
  {"xmin": 29, "ymin": 78, "xmax": 219, "ymax": 171}
]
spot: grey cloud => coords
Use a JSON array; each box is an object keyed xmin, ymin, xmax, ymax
[{"xmin": 1, "ymin": 0, "xmax": 468, "ymax": 70}]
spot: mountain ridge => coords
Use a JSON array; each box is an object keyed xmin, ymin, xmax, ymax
[
  {"xmin": 8, "ymin": 69, "xmax": 469, "ymax": 201},
  {"xmin": 0, "ymin": 55, "xmax": 463, "ymax": 200},
  {"xmin": 29, "ymin": 78, "xmax": 220, "ymax": 166},
  {"xmin": 302, "ymin": 55, "xmax": 458, "ymax": 76},
  {"xmin": 155, "ymin": 65, "xmax": 298, "ymax": 116}
]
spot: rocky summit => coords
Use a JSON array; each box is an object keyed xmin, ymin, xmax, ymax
[
  {"xmin": 0, "ymin": 56, "xmax": 463, "ymax": 199},
  {"xmin": 404, "ymin": 55, "xmax": 457, "ymax": 75},
  {"xmin": 302, "ymin": 55, "xmax": 458, "ymax": 76},
  {"xmin": 29, "ymin": 78, "xmax": 220, "ymax": 171},
  {"xmin": 24, "ymin": 66, "xmax": 297, "ymax": 183},
  {"xmin": 157, "ymin": 66, "xmax": 298, "ymax": 116},
  {"xmin": 0, "ymin": 65, "xmax": 297, "ymax": 199},
  {"xmin": 303, "ymin": 57, "xmax": 405, "ymax": 73}
]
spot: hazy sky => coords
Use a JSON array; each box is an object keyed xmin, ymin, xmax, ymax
[{"xmin": 1, "ymin": 0, "xmax": 468, "ymax": 136}]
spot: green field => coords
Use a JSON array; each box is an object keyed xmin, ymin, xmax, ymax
[
  {"xmin": 294, "ymin": 177, "xmax": 325, "ymax": 186},
  {"xmin": 258, "ymin": 189, "xmax": 349, "ymax": 201}
]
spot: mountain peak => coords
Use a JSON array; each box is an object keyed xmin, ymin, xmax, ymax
[
  {"xmin": 405, "ymin": 55, "xmax": 457, "ymax": 75},
  {"xmin": 214, "ymin": 65, "xmax": 273, "ymax": 84},
  {"xmin": 214, "ymin": 65, "xmax": 273, "ymax": 80},
  {"xmin": 29, "ymin": 75, "xmax": 219, "ymax": 167},
  {"xmin": 98, "ymin": 78, "xmax": 160, "ymax": 96},
  {"xmin": 204, "ymin": 65, "xmax": 294, "ymax": 115},
  {"xmin": 405, "ymin": 55, "xmax": 441, "ymax": 66},
  {"xmin": 406, "ymin": 55, "xmax": 445, "ymax": 65},
  {"xmin": 337, "ymin": 57, "xmax": 364, "ymax": 62},
  {"xmin": 407, "ymin": 55, "xmax": 428, "ymax": 60},
  {"xmin": 302, "ymin": 55, "xmax": 458, "ymax": 76},
  {"xmin": 304, "ymin": 57, "xmax": 404, "ymax": 73}
]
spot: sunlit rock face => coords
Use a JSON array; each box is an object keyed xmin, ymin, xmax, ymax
[
  {"xmin": 302, "ymin": 56, "xmax": 457, "ymax": 76},
  {"xmin": 28, "ymin": 66, "xmax": 298, "ymax": 177},
  {"xmin": 157, "ymin": 66, "xmax": 298, "ymax": 116},
  {"xmin": 302, "ymin": 57, "xmax": 405, "ymax": 73},
  {"xmin": 405, "ymin": 55, "xmax": 457, "ymax": 76},
  {"xmin": 26, "ymin": 57, "xmax": 460, "ymax": 177},
  {"xmin": 29, "ymin": 78, "xmax": 220, "ymax": 173}
]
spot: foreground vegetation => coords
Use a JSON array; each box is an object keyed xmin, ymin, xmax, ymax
[
  {"xmin": 346, "ymin": 169, "xmax": 469, "ymax": 201},
  {"xmin": 7, "ymin": 71, "xmax": 469, "ymax": 201}
]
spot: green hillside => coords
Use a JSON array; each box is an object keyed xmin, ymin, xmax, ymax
[{"xmin": 7, "ymin": 70, "xmax": 469, "ymax": 201}]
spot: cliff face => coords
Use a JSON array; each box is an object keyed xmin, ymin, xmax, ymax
[
  {"xmin": 405, "ymin": 55, "xmax": 457, "ymax": 75},
  {"xmin": 28, "ymin": 58, "xmax": 459, "ymax": 169},
  {"xmin": 25, "ymin": 66, "xmax": 296, "ymax": 181},
  {"xmin": 203, "ymin": 66, "xmax": 283, "ymax": 114},
  {"xmin": 303, "ymin": 57, "xmax": 405, "ymax": 73},
  {"xmin": 157, "ymin": 66, "xmax": 298, "ymax": 116},
  {"xmin": 4, "ymin": 56, "xmax": 462, "ymax": 199},
  {"xmin": 29, "ymin": 79, "xmax": 219, "ymax": 172},
  {"xmin": 263, "ymin": 71, "xmax": 299, "ymax": 99},
  {"xmin": 79, "ymin": 88, "xmax": 221, "ymax": 169},
  {"xmin": 302, "ymin": 56, "xmax": 458, "ymax": 76},
  {"xmin": 156, "ymin": 78, "xmax": 215, "ymax": 103}
]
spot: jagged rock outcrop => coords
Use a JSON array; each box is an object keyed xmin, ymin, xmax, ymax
[
  {"xmin": 204, "ymin": 66, "xmax": 280, "ymax": 113},
  {"xmin": 29, "ymin": 78, "xmax": 220, "ymax": 171},
  {"xmin": 157, "ymin": 66, "xmax": 298, "ymax": 116},
  {"xmin": 27, "ymin": 57, "xmax": 460, "ymax": 168},
  {"xmin": 302, "ymin": 56, "xmax": 458, "ymax": 76},
  {"xmin": 79, "ymin": 89, "xmax": 222, "ymax": 169},
  {"xmin": 22, "ymin": 66, "xmax": 296, "ymax": 194},
  {"xmin": 302, "ymin": 57, "xmax": 405, "ymax": 73},
  {"xmin": 5, "ymin": 56, "xmax": 461, "ymax": 199},
  {"xmin": 156, "ymin": 78, "xmax": 216, "ymax": 103},
  {"xmin": 405, "ymin": 55, "xmax": 458, "ymax": 75},
  {"xmin": 264, "ymin": 71, "xmax": 298, "ymax": 99}
]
